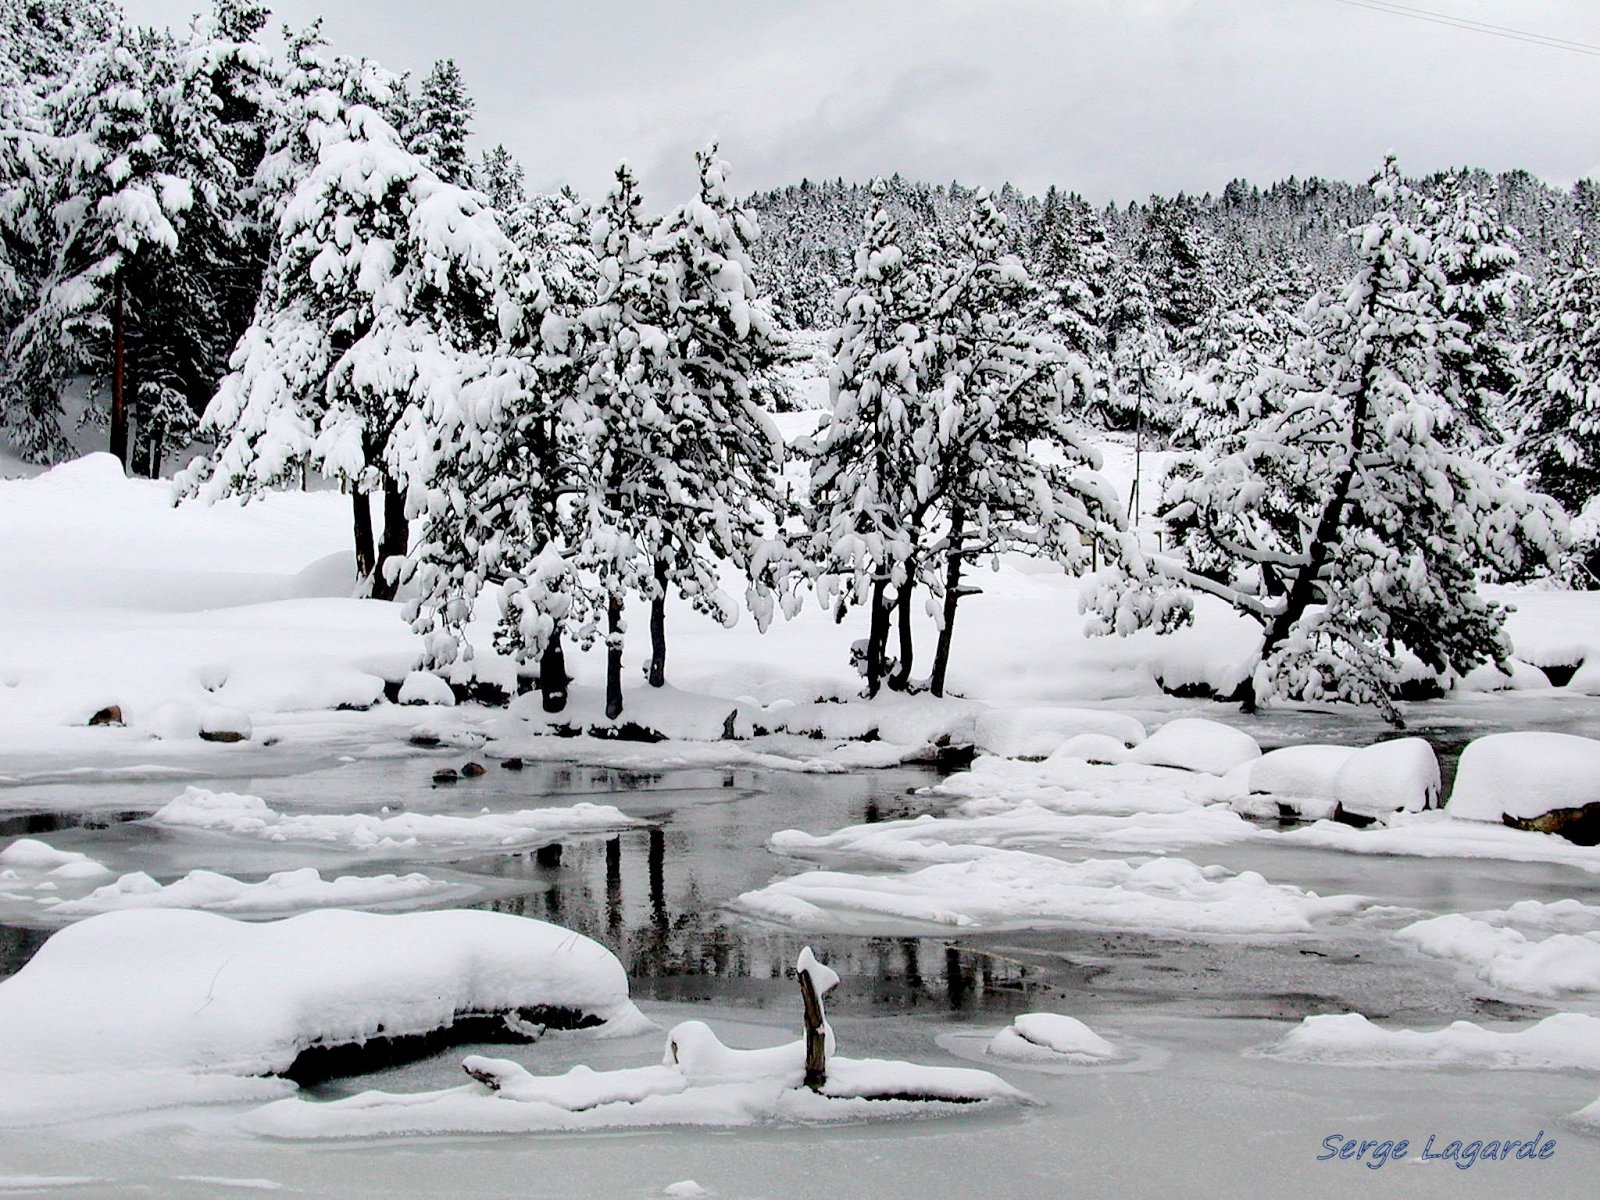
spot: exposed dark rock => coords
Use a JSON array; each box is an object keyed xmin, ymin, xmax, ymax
[
  {"xmin": 1503, "ymin": 802, "xmax": 1600, "ymax": 847},
  {"xmin": 499, "ymin": 757, "xmax": 525, "ymax": 771},
  {"xmin": 432, "ymin": 768, "xmax": 459, "ymax": 784},
  {"xmin": 88, "ymin": 705, "xmax": 123, "ymax": 727},
  {"xmin": 460, "ymin": 761, "xmax": 487, "ymax": 778},
  {"xmin": 199, "ymin": 729, "xmax": 247, "ymax": 744}
]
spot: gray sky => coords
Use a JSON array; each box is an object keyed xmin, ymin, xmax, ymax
[{"xmin": 121, "ymin": 0, "xmax": 1600, "ymax": 206}]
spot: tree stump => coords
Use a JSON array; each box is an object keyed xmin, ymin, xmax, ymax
[{"xmin": 796, "ymin": 946, "xmax": 839, "ymax": 1092}]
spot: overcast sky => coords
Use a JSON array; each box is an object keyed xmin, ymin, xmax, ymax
[{"xmin": 120, "ymin": 0, "xmax": 1600, "ymax": 206}]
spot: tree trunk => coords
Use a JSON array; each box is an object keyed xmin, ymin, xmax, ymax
[
  {"xmin": 865, "ymin": 577, "xmax": 891, "ymax": 697},
  {"xmin": 605, "ymin": 592, "xmax": 624, "ymax": 720},
  {"xmin": 110, "ymin": 270, "xmax": 128, "ymax": 469},
  {"xmin": 352, "ymin": 490, "xmax": 376, "ymax": 585},
  {"xmin": 888, "ymin": 580, "xmax": 915, "ymax": 692},
  {"xmin": 930, "ymin": 506, "xmax": 967, "ymax": 698},
  {"xmin": 371, "ymin": 481, "xmax": 408, "ymax": 602},
  {"xmin": 799, "ymin": 958, "xmax": 829, "ymax": 1092},
  {"xmin": 538, "ymin": 625, "xmax": 569, "ymax": 713},
  {"xmin": 647, "ymin": 559, "xmax": 667, "ymax": 688}
]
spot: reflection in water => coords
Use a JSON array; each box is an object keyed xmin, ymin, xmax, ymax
[
  {"xmin": 0, "ymin": 810, "xmax": 143, "ymax": 839},
  {"xmin": 471, "ymin": 827, "xmax": 1041, "ymax": 1017}
]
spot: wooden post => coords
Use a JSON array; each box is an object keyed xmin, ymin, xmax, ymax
[
  {"xmin": 796, "ymin": 946, "xmax": 838, "ymax": 1092},
  {"xmin": 110, "ymin": 269, "xmax": 128, "ymax": 467}
]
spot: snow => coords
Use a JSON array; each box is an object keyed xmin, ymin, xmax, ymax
[
  {"xmin": 43, "ymin": 866, "xmax": 467, "ymax": 917},
  {"xmin": 0, "ymin": 909, "xmax": 649, "ymax": 1078},
  {"xmin": 735, "ymin": 850, "xmax": 1362, "ymax": 936},
  {"xmin": 242, "ymin": 1019, "xmax": 1028, "ymax": 1139},
  {"xmin": 970, "ymin": 706, "xmax": 1144, "ymax": 758},
  {"xmin": 1329, "ymin": 736, "xmax": 1439, "ymax": 815},
  {"xmin": 986, "ymin": 1013, "xmax": 1118, "ymax": 1064},
  {"xmin": 1395, "ymin": 912, "xmax": 1600, "ymax": 997},
  {"xmin": 150, "ymin": 786, "xmax": 638, "ymax": 851},
  {"xmin": 1124, "ymin": 717, "xmax": 1260, "ymax": 775},
  {"xmin": 397, "ymin": 669, "xmax": 456, "ymax": 706},
  {"xmin": 1447, "ymin": 731, "xmax": 1600, "ymax": 821},
  {"xmin": 1263, "ymin": 1012, "xmax": 1600, "ymax": 1071},
  {"xmin": 663, "ymin": 1183, "xmax": 707, "ymax": 1199}
]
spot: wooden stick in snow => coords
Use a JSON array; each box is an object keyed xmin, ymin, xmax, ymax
[{"xmin": 796, "ymin": 946, "xmax": 839, "ymax": 1092}]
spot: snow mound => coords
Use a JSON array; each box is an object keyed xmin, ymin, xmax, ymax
[
  {"xmin": 735, "ymin": 849, "xmax": 1362, "ymax": 936},
  {"xmin": 1126, "ymin": 718, "xmax": 1259, "ymax": 776},
  {"xmin": 150, "ymin": 787, "xmax": 637, "ymax": 850},
  {"xmin": 0, "ymin": 839, "xmax": 110, "ymax": 878},
  {"xmin": 1331, "ymin": 737, "xmax": 1439, "ymax": 815},
  {"xmin": 0, "ymin": 909, "xmax": 649, "ymax": 1077},
  {"xmin": 398, "ymin": 670, "xmax": 456, "ymax": 706},
  {"xmin": 243, "ymin": 1020, "xmax": 1028, "ymax": 1138},
  {"xmin": 1246, "ymin": 744, "xmax": 1357, "ymax": 799},
  {"xmin": 1395, "ymin": 913, "xmax": 1600, "ymax": 996},
  {"xmin": 987, "ymin": 1013, "xmax": 1118, "ymax": 1064},
  {"xmin": 1263, "ymin": 1012, "xmax": 1600, "ymax": 1071},
  {"xmin": 1447, "ymin": 731, "xmax": 1600, "ymax": 822},
  {"xmin": 1456, "ymin": 659, "xmax": 1553, "ymax": 692},
  {"xmin": 42, "ymin": 866, "xmax": 468, "ymax": 917},
  {"xmin": 971, "ymin": 706, "xmax": 1144, "ymax": 759}
]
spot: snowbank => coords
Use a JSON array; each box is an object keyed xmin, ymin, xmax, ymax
[
  {"xmin": 928, "ymin": 755, "xmax": 1238, "ymax": 816},
  {"xmin": 1447, "ymin": 731, "xmax": 1600, "ymax": 822},
  {"xmin": 1263, "ymin": 1012, "xmax": 1600, "ymax": 1071},
  {"xmin": 1273, "ymin": 810, "xmax": 1600, "ymax": 871},
  {"xmin": 735, "ymin": 849, "xmax": 1362, "ymax": 936},
  {"xmin": 986, "ymin": 1013, "xmax": 1119, "ymax": 1064},
  {"xmin": 0, "ymin": 909, "xmax": 650, "ymax": 1077},
  {"xmin": 1395, "ymin": 913, "xmax": 1600, "ymax": 996},
  {"xmin": 970, "ymin": 706, "xmax": 1144, "ymax": 759},
  {"xmin": 150, "ymin": 787, "xmax": 637, "ymax": 850}
]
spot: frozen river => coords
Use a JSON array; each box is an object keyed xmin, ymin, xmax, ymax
[{"xmin": 2, "ymin": 712, "xmax": 1599, "ymax": 1199}]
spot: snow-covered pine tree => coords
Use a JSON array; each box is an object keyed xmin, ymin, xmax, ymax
[
  {"xmin": 408, "ymin": 59, "xmax": 474, "ymax": 186},
  {"xmin": 1085, "ymin": 157, "xmax": 1565, "ymax": 721},
  {"xmin": 807, "ymin": 182, "xmax": 926, "ymax": 697},
  {"xmin": 4, "ymin": 23, "xmax": 216, "ymax": 468},
  {"xmin": 919, "ymin": 189, "xmax": 1129, "ymax": 696},
  {"xmin": 1516, "ymin": 233, "xmax": 1600, "ymax": 583},
  {"xmin": 475, "ymin": 143, "xmax": 525, "ymax": 212},
  {"xmin": 181, "ymin": 98, "xmax": 518, "ymax": 602},
  {"xmin": 642, "ymin": 142, "xmax": 792, "ymax": 687}
]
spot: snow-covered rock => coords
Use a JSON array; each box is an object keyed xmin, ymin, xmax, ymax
[
  {"xmin": 1332, "ymin": 737, "xmax": 1439, "ymax": 815},
  {"xmin": 199, "ymin": 706, "xmax": 252, "ymax": 743},
  {"xmin": 1048, "ymin": 733, "xmax": 1132, "ymax": 764},
  {"xmin": 1246, "ymin": 744, "xmax": 1357, "ymax": 798},
  {"xmin": 148, "ymin": 699, "xmax": 202, "ymax": 740},
  {"xmin": 1126, "ymin": 718, "xmax": 1260, "ymax": 776},
  {"xmin": 986, "ymin": 1013, "xmax": 1118, "ymax": 1064},
  {"xmin": 0, "ymin": 909, "xmax": 650, "ymax": 1076},
  {"xmin": 1456, "ymin": 658, "xmax": 1553, "ymax": 692},
  {"xmin": 398, "ymin": 670, "xmax": 457, "ymax": 706},
  {"xmin": 971, "ymin": 706, "xmax": 1144, "ymax": 759},
  {"xmin": 1447, "ymin": 732, "xmax": 1600, "ymax": 823}
]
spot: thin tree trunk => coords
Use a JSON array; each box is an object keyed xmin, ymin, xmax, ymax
[
  {"xmin": 110, "ymin": 270, "xmax": 128, "ymax": 468},
  {"xmin": 538, "ymin": 624, "xmax": 568, "ymax": 713},
  {"xmin": 647, "ymin": 559, "xmax": 667, "ymax": 688},
  {"xmin": 888, "ymin": 580, "xmax": 915, "ymax": 691},
  {"xmin": 352, "ymin": 490, "xmax": 376, "ymax": 585},
  {"xmin": 931, "ymin": 506, "xmax": 967, "ymax": 698},
  {"xmin": 371, "ymin": 481, "xmax": 408, "ymax": 602},
  {"xmin": 605, "ymin": 592, "xmax": 624, "ymax": 720},
  {"xmin": 865, "ymin": 578, "xmax": 891, "ymax": 698}
]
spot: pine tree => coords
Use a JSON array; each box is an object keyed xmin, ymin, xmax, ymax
[
  {"xmin": 1517, "ymin": 234, "xmax": 1600, "ymax": 583},
  {"xmin": 475, "ymin": 143, "xmax": 525, "ymax": 212},
  {"xmin": 181, "ymin": 99, "xmax": 518, "ymax": 602},
  {"xmin": 807, "ymin": 183, "xmax": 926, "ymax": 697},
  {"xmin": 1085, "ymin": 157, "xmax": 1565, "ymax": 721},
  {"xmin": 409, "ymin": 59, "xmax": 474, "ymax": 186},
  {"xmin": 918, "ymin": 191, "xmax": 1130, "ymax": 695}
]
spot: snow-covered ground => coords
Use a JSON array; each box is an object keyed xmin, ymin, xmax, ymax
[{"xmin": 6, "ymin": 453, "xmax": 1600, "ymax": 1196}]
